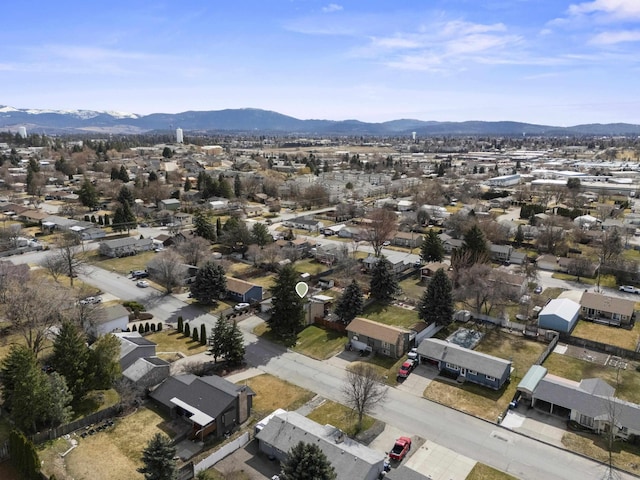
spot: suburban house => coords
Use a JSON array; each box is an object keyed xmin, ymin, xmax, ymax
[
  {"xmin": 226, "ymin": 277, "xmax": 263, "ymax": 304},
  {"xmin": 99, "ymin": 237, "xmax": 154, "ymax": 258},
  {"xmin": 420, "ymin": 262, "xmax": 451, "ymax": 282},
  {"xmin": 90, "ymin": 304, "xmax": 131, "ymax": 338},
  {"xmin": 416, "ymin": 338, "xmax": 512, "ymax": 390},
  {"xmin": 519, "ymin": 367, "xmax": 640, "ymax": 439},
  {"xmin": 150, "ymin": 374, "xmax": 255, "ymax": 441},
  {"xmin": 488, "ymin": 269, "xmax": 528, "ymax": 299},
  {"xmin": 114, "ymin": 332, "xmax": 170, "ymax": 388},
  {"xmin": 362, "ymin": 255, "xmax": 409, "ymax": 275},
  {"xmin": 255, "ymin": 410, "xmax": 386, "ymax": 480},
  {"xmin": 580, "ymin": 292, "xmax": 636, "ymax": 327},
  {"xmin": 489, "ymin": 244, "xmax": 513, "ymax": 263},
  {"xmin": 157, "ymin": 198, "xmax": 181, "ymax": 211},
  {"xmin": 346, "ymin": 317, "xmax": 412, "ymax": 359},
  {"xmin": 537, "ymin": 298, "xmax": 581, "ymax": 333},
  {"xmin": 284, "ymin": 216, "xmax": 324, "ymax": 232},
  {"xmin": 392, "ymin": 231, "xmax": 424, "ymax": 248}
]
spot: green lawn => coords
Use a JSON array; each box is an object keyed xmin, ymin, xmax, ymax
[
  {"xmin": 348, "ymin": 355, "xmax": 407, "ymax": 386},
  {"xmin": 466, "ymin": 463, "xmax": 518, "ymax": 480},
  {"xmin": 543, "ymin": 353, "xmax": 640, "ymax": 403},
  {"xmin": 362, "ymin": 302, "xmax": 420, "ymax": 329},
  {"xmin": 294, "ymin": 258, "xmax": 329, "ymax": 276},
  {"xmin": 293, "ymin": 325, "xmax": 347, "ymax": 360},
  {"xmin": 146, "ymin": 329, "xmax": 209, "ymax": 355},
  {"xmin": 242, "ymin": 374, "xmax": 315, "ymax": 418},
  {"xmin": 74, "ymin": 389, "xmax": 120, "ymax": 418},
  {"xmin": 89, "ymin": 250, "xmax": 157, "ymax": 275},
  {"xmin": 307, "ymin": 400, "xmax": 375, "ymax": 436},
  {"xmin": 398, "ymin": 276, "xmax": 425, "ymax": 301}
]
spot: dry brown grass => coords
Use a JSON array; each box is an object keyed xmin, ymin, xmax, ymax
[
  {"xmin": 306, "ymin": 400, "xmax": 375, "ymax": 436},
  {"xmin": 241, "ymin": 374, "xmax": 315, "ymax": 418},
  {"xmin": 40, "ymin": 405, "xmax": 176, "ymax": 480},
  {"xmin": 466, "ymin": 463, "xmax": 519, "ymax": 480},
  {"xmin": 90, "ymin": 250, "xmax": 157, "ymax": 275},
  {"xmin": 562, "ymin": 431, "xmax": 640, "ymax": 474},
  {"xmin": 571, "ymin": 320, "xmax": 640, "ymax": 351}
]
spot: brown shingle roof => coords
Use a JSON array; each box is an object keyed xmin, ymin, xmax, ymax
[
  {"xmin": 347, "ymin": 317, "xmax": 411, "ymax": 344},
  {"xmin": 226, "ymin": 276, "xmax": 258, "ymax": 295},
  {"xmin": 580, "ymin": 292, "xmax": 635, "ymax": 317}
]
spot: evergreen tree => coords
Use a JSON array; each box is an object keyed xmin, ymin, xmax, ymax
[
  {"xmin": 52, "ymin": 321, "xmax": 92, "ymax": 404},
  {"xmin": 117, "ymin": 185, "xmax": 135, "ymax": 208},
  {"xmin": 177, "ymin": 316, "xmax": 184, "ymax": 333},
  {"xmin": 89, "ymin": 334, "xmax": 122, "ymax": 390},
  {"xmin": 514, "ymin": 224, "xmax": 524, "ymax": 247},
  {"xmin": 148, "ymin": 170, "xmax": 158, "ymax": 182},
  {"xmin": 118, "ymin": 165, "xmax": 129, "ymax": 182},
  {"xmin": 78, "ymin": 178, "xmax": 99, "ymax": 209},
  {"xmin": 216, "ymin": 217, "xmax": 222, "ymax": 237},
  {"xmin": 192, "ymin": 328, "xmax": 199, "ymax": 342},
  {"xmin": 224, "ymin": 321, "xmax": 245, "ymax": 366},
  {"xmin": 333, "ymin": 280, "xmax": 363, "ymax": 324},
  {"xmin": 268, "ymin": 264, "xmax": 304, "ymax": 344},
  {"xmin": 251, "ymin": 222, "xmax": 271, "ymax": 247},
  {"xmin": 234, "ymin": 175, "xmax": 242, "ymax": 198},
  {"xmin": 161, "ymin": 147, "xmax": 173, "ymax": 159},
  {"xmin": 369, "ymin": 257, "xmax": 398, "ymax": 303},
  {"xmin": 184, "ymin": 323, "xmax": 191, "ymax": 338},
  {"xmin": 113, "ymin": 201, "xmax": 137, "ymax": 232},
  {"xmin": 110, "ymin": 166, "xmax": 120, "ymax": 181},
  {"xmin": 0, "ymin": 345, "xmax": 37, "ymax": 412},
  {"xmin": 138, "ymin": 433, "xmax": 178, "ymax": 480},
  {"xmin": 184, "ymin": 178, "xmax": 192, "ymax": 192},
  {"xmin": 210, "ymin": 318, "xmax": 230, "ymax": 363},
  {"xmin": 9, "ymin": 430, "xmax": 40, "ymax": 480},
  {"xmin": 193, "ymin": 211, "xmax": 216, "ymax": 241},
  {"xmin": 420, "ymin": 229, "xmax": 445, "ymax": 263},
  {"xmin": 218, "ymin": 175, "xmax": 233, "ymax": 198},
  {"xmin": 200, "ymin": 323, "xmax": 207, "ymax": 346},
  {"xmin": 418, "ymin": 268, "xmax": 454, "ymax": 326},
  {"xmin": 45, "ymin": 373, "xmax": 74, "ymax": 427},
  {"xmin": 11, "ymin": 360, "xmax": 51, "ymax": 432},
  {"xmin": 280, "ymin": 441, "xmax": 337, "ymax": 480},
  {"xmin": 462, "ymin": 224, "xmax": 489, "ymax": 265},
  {"xmin": 190, "ymin": 261, "xmax": 227, "ymax": 305}
]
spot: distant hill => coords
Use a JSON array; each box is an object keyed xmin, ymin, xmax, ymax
[{"xmin": 1, "ymin": 105, "xmax": 639, "ymax": 136}]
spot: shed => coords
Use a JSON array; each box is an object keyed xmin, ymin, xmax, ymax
[
  {"xmin": 537, "ymin": 298, "xmax": 580, "ymax": 333},
  {"xmin": 517, "ymin": 365, "xmax": 548, "ymax": 401}
]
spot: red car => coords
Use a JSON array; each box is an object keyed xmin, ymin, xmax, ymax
[
  {"xmin": 398, "ymin": 359, "xmax": 416, "ymax": 378},
  {"xmin": 389, "ymin": 436, "xmax": 412, "ymax": 461}
]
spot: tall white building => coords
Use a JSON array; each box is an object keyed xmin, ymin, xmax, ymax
[
  {"xmin": 17, "ymin": 126, "xmax": 27, "ymax": 138},
  {"xmin": 176, "ymin": 128, "xmax": 183, "ymax": 144}
]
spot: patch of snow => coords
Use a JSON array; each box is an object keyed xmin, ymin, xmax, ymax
[{"xmin": 0, "ymin": 106, "xmax": 19, "ymax": 113}]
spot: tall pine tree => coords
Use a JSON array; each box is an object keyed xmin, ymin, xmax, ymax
[
  {"xmin": 280, "ymin": 441, "xmax": 336, "ymax": 480},
  {"xmin": 268, "ymin": 264, "xmax": 304, "ymax": 344},
  {"xmin": 190, "ymin": 261, "xmax": 227, "ymax": 305},
  {"xmin": 420, "ymin": 229, "xmax": 445, "ymax": 263},
  {"xmin": 369, "ymin": 257, "xmax": 398, "ymax": 303},
  {"xmin": 334, "ymin": 280, "xmax": 363, "ymax": 324},
  {"xmin": 52, "ymin": 321, "xmax": 92, "ymax": 404},
  {"xmin": 418, "ymin": 268, "xmax": 454, "ymax": 326},
  {"xmin": 138, "ymin": 433, "xmax": 177, "ymax": 480}
]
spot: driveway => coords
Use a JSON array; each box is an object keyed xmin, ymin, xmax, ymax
[{"xmin": 396, "ymin": 364, "xmax": 437, "ymax": 394}]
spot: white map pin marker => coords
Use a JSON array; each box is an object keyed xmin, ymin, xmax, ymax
[{"xmin": 296, "ymin": 282, "xmax": 309, "ymax": 298}]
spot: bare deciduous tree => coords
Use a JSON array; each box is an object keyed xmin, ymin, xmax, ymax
[
  {"xmin": 46, "ymin": 231, "xmax": 88, "ymax": 287},
  {"xmin": 175, "ymin": 236, "xmax": 211, "ymax": 267},
  {"xmin": 150, "ymin": 250, "xmax": 186, "ymax": 293},
  {"xmin": 364, "ymin": 208, "xmax": 397, "ymax": 257},
  {"xmin": 5, "ymin": 279, "xmax": 71, "ymax": 356},
  {"xmin": 342, "ymin": 364, "xmax": 388, "ymax": 432}
]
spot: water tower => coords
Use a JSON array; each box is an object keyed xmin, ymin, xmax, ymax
[
  {"xmin": 176, "ymin": 127, "xmax": 183, "ymax": 144},
  {"xmin": 18, "ymin": 126, "xmax": 27, "ymax": 138},
  {"xmin": 412, "ymin": 131, "xmax": 417, "ymax": 142}
]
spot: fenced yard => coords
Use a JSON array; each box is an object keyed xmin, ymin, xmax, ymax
[
  {"xmin": 39, "ymin": 404, "xmax": 183, "ymax": 480},
  {"xmin": 362, "ymin": 302, "xmax": 420, "ymax": 329},
  {"xmin": 571, "ymin": 320, "xmax": 640, "ymax": 351},
  {"xmin": 423, "ymin": 330, "xmax": 547, "ymax": 421}
]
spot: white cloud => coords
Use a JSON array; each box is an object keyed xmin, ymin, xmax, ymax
[
  {"xmin": 590, "ymin": 29, "xmax": 640, "ymax": 44},
  {"xmin": 322, "ymin": 4, "xmax": 343, "ymax": 14},
  {"xmin": 568, "ymin": 0, "xmax": 640, "ymax": 19}
]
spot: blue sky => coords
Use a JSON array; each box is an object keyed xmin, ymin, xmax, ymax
[{"xmin": 1, "ymin": 0, "xmax": 639, "ymax": 125}]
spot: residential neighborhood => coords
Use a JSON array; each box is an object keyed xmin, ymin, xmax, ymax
[{"xmin": 2, "ymin": 129, "xmax": 640, "ymax": 480}]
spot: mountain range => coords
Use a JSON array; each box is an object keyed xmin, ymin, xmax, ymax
[{"xmin": 1, "ymin": 105, "xmax": 639, "ymax": 137}]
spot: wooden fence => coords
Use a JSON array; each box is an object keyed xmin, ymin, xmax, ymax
[
  {"xmin": 560, "ymin": 334, "xmax": 640, "ymax": 361},
  {"xmin": 29, "ymin": 405, "xmax": 120, "ymax": 445},
  {"xmin": 313, "ymin": 317, "xmax": 347, "ymax": 333}
]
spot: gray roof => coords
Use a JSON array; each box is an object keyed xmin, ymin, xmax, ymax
[
  {"xmin": 533, "ymin": 375, "xmax": 640, "ymax": 431},
  {"xmin": 123, "ymin": 357, "xmax": 169, "ymax": 383},
  {"xmin": 256, "ymin": 411, "xmax": 385, "ymax": 478},
  {"xmin": 150, "ymin": 374, "xmax": 254, "ymax": 420},
  {"xmin": 290, "ymin": 216, "xmax": 319, "ymax": 225},
  {"xmin": 385, "ymin": 466, "xmax": 432, "ymax": 480},
  {"xmin": 98, "ymin": 304, "xmax": 130, "ymax": 324},
  {"xmin": 100, "ymin": 236, "xmax": 153, "ymax": 249},
  {"xmin": 416, "ymin": 338, "xmax": 512, "ymax": 379}
]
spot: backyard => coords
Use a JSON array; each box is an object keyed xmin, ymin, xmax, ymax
[
  {"xmin": 424, "ymin": 329, "xmax": 547, "ymax": 421},
  {"xmin": 88, "ymin": 250, "xmax": 157, "ymax": 275},
  {"xmin": 543, "ymin": 353, "xmax": 640, "ymax": 404},
  {"xmin": 571, "ymin": 320, "xmax": 640, "ymax": 351},
  {"xmin": 147, "ymin": 329, "xmax": 210, "ymax": 357},
  {"xmin": 362, "ymin": 302, "xmax": 420, "ymax": 329},
  {"xmin": 39, "ymin": 405, "xmax": 178, "ymax": 480},
  {"xmin": 398, "ymin": 275, "xmax": 426, "ymax": 301}
]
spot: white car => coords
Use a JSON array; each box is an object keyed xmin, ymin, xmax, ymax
[
  {"xmin": 382, "ymin": 241, "xmax": 391, "ymax": 246},
  {"xmin": 136, "ymin": 280, "xmax": 149, "ymax": 288},
  {"xmin": 234, "ymin": 302, "xmax": 250, "ymax": 311},
  {"xmin": 619, "ymin": 285, "xmax": 639, "ymax": 294},
  {"xmin": 79, "ymin": 296, "xmax": 102, "ymax": 305}
]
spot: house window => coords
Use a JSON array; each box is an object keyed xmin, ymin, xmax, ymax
[
  {"xmin": 381, "ymin": 342, "xmax": 392, "ymax": 349},
  {"xmin": 486, "ymin": 375, "xmax": 496, "ymax": 382},
  {"xmin": 468, "ymin": 370, "xmax": 477, "ymax": 376},
  {"xmin": 446, "ymin": 363, "xmax": 459, "ymax": 371},
  {"xmin": 579, "ymin": 414, "xmax": 594, "ymax": 428}
]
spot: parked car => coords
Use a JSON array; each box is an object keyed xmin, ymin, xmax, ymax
[
  {"xmin": 389, "ymin": 437, "xmax": 412, "ymax": 461},
  {"xmin": 398, "ymin": 359, "xmax": 416, "ymax": 378},
  {"xmin": 534, "ymin": 286, "xmax": 543, "ymax": 294},
  {"xmin": 234, "ymin": 302, "xmax": 250, "ymax": 311},
  {"xmin": 407, "ymin": 348, "xmax": 418, "ymax": 361},
  {"xmin": 136, "ymin": 280, "xmax": 149, "ymax": 288},
  {"xmin": 619, "ymin": 285, "xmax": 639, "ymax": 294},
  {"xmin": 382, "ymin": 241, "xmax": 391, "ymax": 246},
  {"xmin": 79, "ymin": 296, "xmax": 102, "ymax": 305},
  {"xmin": 132, "ymin": 270, "xmax": 149, "ymax": 279}
]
